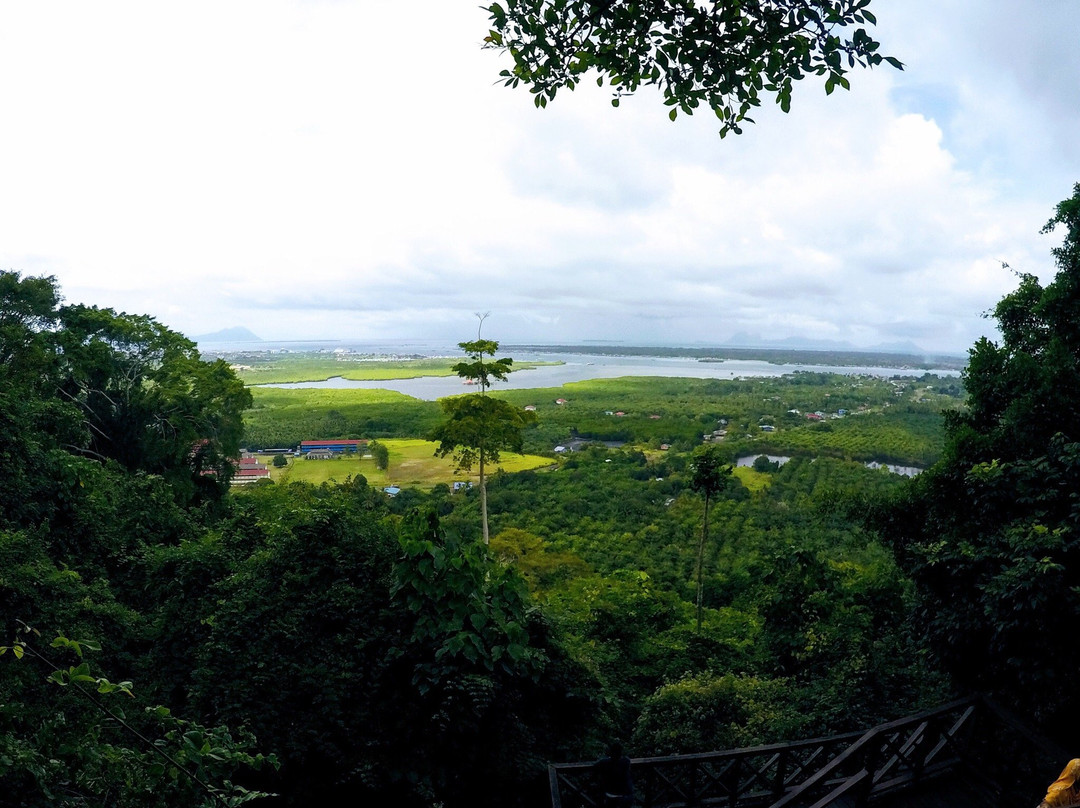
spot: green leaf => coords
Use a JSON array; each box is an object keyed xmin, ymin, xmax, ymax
[
  {"xmin": 51, "ymin": 636, "xmax": 82, "ymax": 658},
  {"xmin": 470, "ymin": 612, "xmax": 489, "ymax": 630},
  {"xmin": 668, "ymin": 108, "xmax": 677, "ymax": 121}
]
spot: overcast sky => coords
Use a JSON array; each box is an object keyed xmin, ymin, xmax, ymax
[{"xmin": 2, "ymin": 1, "xmax": 1079, "ymax": 354}]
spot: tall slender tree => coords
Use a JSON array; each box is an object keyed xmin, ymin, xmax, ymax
[
  {"xmin": 690, "ymin": 444, "xmax": 732, "ymax": 631},
  {"xmin": 431, "ymin": 316, "xmax": 535, "ymax": 543}
]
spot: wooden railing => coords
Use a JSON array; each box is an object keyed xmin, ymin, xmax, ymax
[
  {"xmin": 551, "ymin": 728, "xmax": 863, "ymax": 808},
  {"xmin": 549, "ymin": 697, "xmax": 987, "ymax": 808},
  {"xmin": 770, "ymin": 697, "xmax": 979, "ymax": 808}
]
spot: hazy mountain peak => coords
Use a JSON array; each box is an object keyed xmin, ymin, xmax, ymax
[{"xmin": 193, "ymin": 326, "xmax": 262, "ymax": 343}]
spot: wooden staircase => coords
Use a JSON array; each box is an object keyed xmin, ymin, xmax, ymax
[{"xmin": 548, "ymin": 696, "xmax": 1064, "ymax": 808}]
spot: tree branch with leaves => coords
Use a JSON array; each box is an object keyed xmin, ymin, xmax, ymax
[
  {"xmin": 484, "ymin": 0, "xmax": 901, "ymax": 136},
  {"xmin": 2, "ymin": 623, "xmax": 276, "ymax": 807}
]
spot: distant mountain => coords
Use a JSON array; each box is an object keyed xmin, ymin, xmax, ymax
[
  {"xmin": 770, "ymin": 335, "xmax": 864, "ymax": 352},
  {"xmin": 192, "ymin": 326, "xmax": 262, "ymax": 343},
  {"xmin": 869, "ymin": 340, "xmax": 927, "ymax": 355}
]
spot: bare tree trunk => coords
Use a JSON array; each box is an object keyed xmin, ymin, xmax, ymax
[
  {"xmin": 480, "ymin": 450, "xmax": 489, "ymax": 545},
  {"xmin": 695, "ymin": 493, "xmax": 710, "ymax": 632}
]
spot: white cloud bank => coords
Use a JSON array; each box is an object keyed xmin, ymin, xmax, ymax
[{"xmin": 1, "ymin": 0, "xmax": 1078, "ymax": 353}]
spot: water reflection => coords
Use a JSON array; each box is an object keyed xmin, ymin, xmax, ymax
[{"xmin": 260, "ymin": 353, "xmax": 958, "ymax": 402}]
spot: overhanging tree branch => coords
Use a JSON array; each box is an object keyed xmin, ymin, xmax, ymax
[{"xmin": 484, "ymin": 0, "xmax": 901, "ymax": 134}]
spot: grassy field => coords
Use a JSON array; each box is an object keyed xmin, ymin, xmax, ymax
[
  {"xmin": 249, "ymin": 387, "xmax": 418, "ymax": 411},
  {"xmin": 243, "ymin": 387, "xmax": 442, "ymax": 448},
  {"xmin": 732, "ymin": 466, "xmax": 771, "ymax": 492},
  {"xmin": 232, "ymin": 356, "xmax": 558, "ymax": 385},
  {"xmin": 264, "ymin": 439, "xmax": 552, "ymax": 489}
]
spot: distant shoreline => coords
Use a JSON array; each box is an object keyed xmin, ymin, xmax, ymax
[
  {"xmin": 505, "ymin": 344, "xmax": 968, "ymax": 372},
  {"xmin": 200, "ymin": 339, "xmax": 968, "ymax": 374}
]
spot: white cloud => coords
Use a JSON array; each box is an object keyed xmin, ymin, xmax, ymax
[{"xmin": 0, "ymin": 0, "xmax": 1075, "ymax": 353}]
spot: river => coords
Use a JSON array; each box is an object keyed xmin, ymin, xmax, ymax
[{"xmin": 259, "ymin": 351, "xmax": 959, "ymax": 402}]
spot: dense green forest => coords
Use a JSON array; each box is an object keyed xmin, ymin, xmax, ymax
[{"xmin": 3, "ymin": 184, "xmax": 1080, "ymax": 808}]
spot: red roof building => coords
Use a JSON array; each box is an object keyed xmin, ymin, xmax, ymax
[{"xmin": 231, "ymin": 466, "xmax": 271, "ymax": 485}]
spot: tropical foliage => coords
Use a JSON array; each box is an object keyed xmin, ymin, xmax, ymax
[
  {"xmin": 881, "ymin": 183, "xmax": 1080, "ymax": 737},
  {"xmin": 9, "ymin": 184, "xmax": 1080, "ymax": 808}
]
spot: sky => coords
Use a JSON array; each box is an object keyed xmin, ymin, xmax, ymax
[{"xmin": 2, "ymin": 1, "xmax": 1079, "ymax": 354}]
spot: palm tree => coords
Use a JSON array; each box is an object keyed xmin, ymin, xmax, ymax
[{"xmin": 690, "ymin": 445, "xmax": 732, "ymax": 631}]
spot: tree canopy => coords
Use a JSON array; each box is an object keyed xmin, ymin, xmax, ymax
[
  {"xmin": 453, "ymin": 338, "xmax": 513, "ymax": 393},
  {"xmin": 884, "ymin": 183, "xmax": 1080, "ymax": 735},
  {"xmin": 431, "ymin": 390, "xmax": 536, "ymax": 543},
  {"xmin": 55, "ymin": 304, "xmax": 251, "ymax": 493},
  {"xmin": 484, "ymin": 0, "xmax": 900, "ymax": 135},
  {"xmin": 0, "ymin": 274, "xmax": 253, "ymax": 530}
]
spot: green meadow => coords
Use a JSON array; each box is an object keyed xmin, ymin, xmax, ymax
[
  {"xmin": 267, "ymin": 438, "xmax": 551, "ymax": 488},
  {"xmin": 231, "ymin": 355, "xmax": 558, "ymax": 384},
  {"xmin": 244, "ymin": 387, "xmax": 443, "ymax": 448},
  {"xmin": 731, "ymin": 465, "xmax": 771, "ymax": 491}
]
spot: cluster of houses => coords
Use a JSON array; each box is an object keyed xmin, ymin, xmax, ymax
[
  {"xmin": 699, "ymin": 407, "xmax": 859, "ymax": 445},
  {"xmin": 704, "ymin": 418, "xmax": 729, "ymax": 444},
  {"xmin": 232, "ymin": 455, "xmax": 271, "ymax": 484},
  {"xmin": 229, "ymin": 440, "xmax": 370, "ymax": 486},
  {"xmin": 793, "ymin": 408, "xmax": 849, "ymax": 421}
]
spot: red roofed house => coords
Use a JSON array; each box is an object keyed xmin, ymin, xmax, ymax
[{"xmin": 231, "ymin": 463, "xmax": 271, "ymax": 485}]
